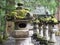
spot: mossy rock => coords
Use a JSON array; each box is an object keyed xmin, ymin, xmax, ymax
[
  {"xmin": 0, "ymin": 35, "xmax": 3, "ymax": 43},
  {"xmin": 0, "ymin": 33, "xmax": 8, "ymax": 44},
  {"xmin": 6, "ymin": 16, "xmax": 14, "ymax": 21}
]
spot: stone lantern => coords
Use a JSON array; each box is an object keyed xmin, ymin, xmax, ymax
[
  {"xmin": 12, "ymin": 19, "xmax": 34, "ymax": 45},
  {"xmin": 6, "ymin": 11, "xmax": 34, "ymax": 45},
  {"xmin": 48, "ymin": 16, "xmax": 58, "ymax": 43}
]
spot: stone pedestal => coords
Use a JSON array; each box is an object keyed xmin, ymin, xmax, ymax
[
  {"xmin": 39, "ymin": 25, "xmax": 43, "ymax": 37},
  {"xmin": 49, "ymin": 26, "xmax": 56, "ymax": 42},
  {"xmin": 15, "ymin": 39, "xmax": 23, "ymax": 45},
  {"xmin": 15, "ymin": 37, "xmax": 34, "ymax": 45},
  {"xmin": 33, "ymin": 24, "xmax": 39, "ymax": 34},
  {"xmin": 43, "ymin": 25, "xmax": 49, "ymax": 40},
  {"xmin": 12, "ymin": 30, "xmax": 34, "ymax": 45}
]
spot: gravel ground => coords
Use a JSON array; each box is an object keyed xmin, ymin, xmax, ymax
[
  {"xmin": 2, "ymin": 36, "xmax": 60, "ymax": 45},
  {"xmin": 55, "ymin": 36, "xmax": 60, "ymax": 45}
]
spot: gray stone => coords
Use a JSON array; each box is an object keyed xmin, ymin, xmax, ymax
[{"xmin": 2, "ymin": 36, "xmax": 60, "ymax": 45}]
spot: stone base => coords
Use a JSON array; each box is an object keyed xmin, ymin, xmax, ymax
[
  {"xmin": 12, "ymin": 30, "xmax": 29, "ymax": 38},
  {"xmin": 15, "ymin": 37, "xmax": 34, "ymax": 45},
  {"xmin": 43, "ymin": 36, "xmax": 49, "ymax": 41},
  {"xmin": 48, "ymin": 40, "xmax": 56, "ymax": 43}
]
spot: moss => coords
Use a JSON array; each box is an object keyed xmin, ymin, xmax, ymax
[
  {"xmin": 0, "ymin": 33, "xmax": 8, "ymax": 44},
  {"xmin": 0, "ymin": 35, "xmax": 3, "ymax": 43}
]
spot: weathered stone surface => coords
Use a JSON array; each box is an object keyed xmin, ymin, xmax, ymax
[
  {"xmin": 12, "ymin": 30, "xmax": 29, "ymax": 38},
  {"xmin": 3, "ymin": 36, "xmax": 60, "ymax": 45}
]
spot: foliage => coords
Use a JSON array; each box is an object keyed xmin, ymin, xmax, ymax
[
  {"xmin": 15, "ymin": 0, "xmax": 59, "ymax": 14},
  {"xmin": 0, "ymin": 34, "xmax": 3, "ymax": 43},
  {"xmin": 0, "ymin": 0, "xmax": 6, "ymax": 9},
  {"xmin": 0, "ymin": 32, "xmax": 8, "ymax": 43},
  {"xmin": 6, "ymin": 0, "xmax": 15, "ymax": 12},
  {"xmin": 0, "ymin": 9, "xmax": 5, "ymax": 32},
  {"xmin": 0, "ymin": 0, "xmax": 59, "ymax": 31},
  {"xmin": 0, "ymin": 0, "xmax": 15, "ymax": 32}
]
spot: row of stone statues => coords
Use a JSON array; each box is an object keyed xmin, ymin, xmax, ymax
[{"xmin": 32, "ymin": 16, "xmax": 58, "ymax": 45}]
